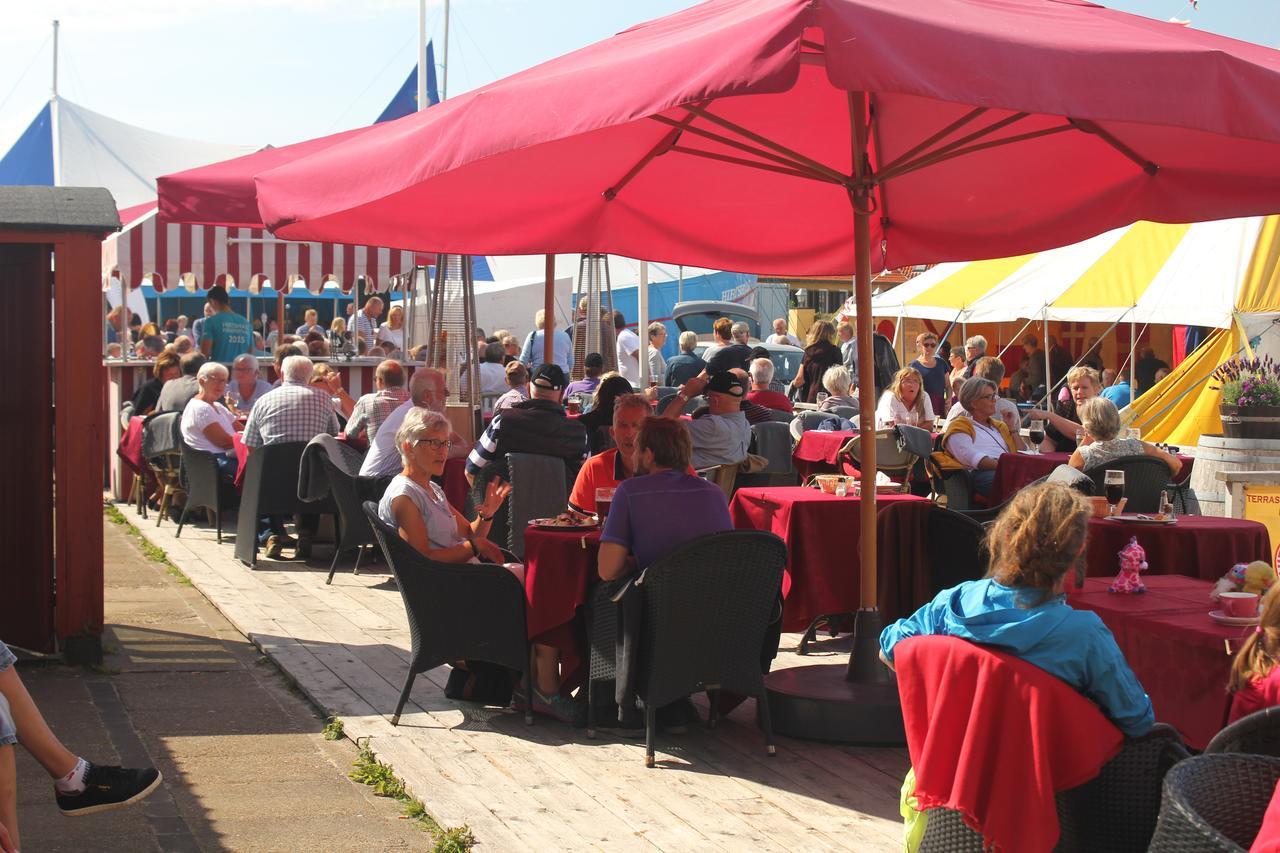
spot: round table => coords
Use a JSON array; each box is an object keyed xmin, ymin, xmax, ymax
[
  {"xmin": 990, "ymin": 450, "xmax": 1194, "ymax": 506},
  {"xmin": 791, "ymin": 430, "xmax": 856, "ymax": 480},
  {"xmin": 520, "ymin": 525, "xmax": 603, "ymax": 692},
  {"xmin": 729, "ymin": 486, "xmax": 932, "ymax": 631},
  {"xmin": 1085, "ymin": 514, "xmax": 1270, "ymax": 582}
]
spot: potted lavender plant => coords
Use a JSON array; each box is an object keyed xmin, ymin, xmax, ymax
[{"xmin": 1214, "ymin": 355, "xmax": 1280, "ymax": 439}]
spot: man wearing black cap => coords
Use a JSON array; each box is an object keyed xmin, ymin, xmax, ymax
[
  {"xmin": 464, "ymin": 363, "xmax": 588, "ymax": 487},
  {"xmin": 659, "ymin": 371, "xmax": 751, "ymax": 469},
  {"xmin": 200, "ymin": 285, "xmax": 254, "ymax": 364}
]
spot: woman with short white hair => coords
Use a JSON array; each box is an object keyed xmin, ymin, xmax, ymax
[
  {"xmin": 378, "ymin": 407, "xmax": 511, "ymax": 563},
  {"xmin": 180, "ymin": 361, "xmax": 239, "ymax": 479},
  {"xmin": 1069, "ymin": 397, "xmax": 1181, "ymax": 475},
  {"xmin": 818, "ymin": 365, "xmax": 860, "ymax": 413}
]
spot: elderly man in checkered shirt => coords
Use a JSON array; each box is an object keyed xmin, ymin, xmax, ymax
[
  {"xmin": 242, "ymin": 354, "xmax": 339, "ymax": 558},
  {"xmin": 344, "ymin": 359, "xmax": 409, "ymax": 443}
]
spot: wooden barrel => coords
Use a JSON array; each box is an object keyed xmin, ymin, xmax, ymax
[{"xmin": 1190, "ymin": 434, "xmax": 1280, "ymax": 517}]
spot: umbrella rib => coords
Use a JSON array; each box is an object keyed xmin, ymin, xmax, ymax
[
  {"xmin": 1069, "ymin": 119, "xmax": 1160, "ymax": 176},
  {"xmin": 876, "ymin": 106, "xmax": 989, "ymax": 176},
  {"xmin": 679, "ymin": 104, "xmax": 851, "ymax": 186},
  {"xmin": 883, "ymin": 123, "xmax": 1076, "ymax": 181},
  {"xmin": 603, "ymin": 111, "xmax": 700, "ymax": 201},
  {"xmin": 877, "ymin": 112, "xmax": 1031, "ymax": 182},
  {"xmin": 649, "ymin": 114, "xmax": 844, "ymax": 186},
  {"xmin": 667, "ymin": 145, "xmax": 844, "ymax": 185}
]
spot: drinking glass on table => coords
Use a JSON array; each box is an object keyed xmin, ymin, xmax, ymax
[
  {"xmin": 1027, "ymin": 421, "xmax": 1045, "ymax": 453},
  {"xmin": 595, "ymin": 487, "xmax": 616, "ymax": 521},
  {"xmin": 1104, "ymin": 469, "xmax": 1126, "ymax": 516},
  {"xmin": 1127, "ymin": 427, "xmax": 1141, "ymax": 441}
]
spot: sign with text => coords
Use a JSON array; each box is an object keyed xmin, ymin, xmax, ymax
[{"xmin": 1243, "ymin": 484, "xmax": 1280, "ymax": 571}]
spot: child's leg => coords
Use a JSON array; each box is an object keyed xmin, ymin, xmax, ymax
[
  {"xmin": 0, "ymin": 743, "xmax": 17, "ymax": 852},
  {"xmin": 0, "ymin": 661, "xmax": 77, "ymax": 779}
]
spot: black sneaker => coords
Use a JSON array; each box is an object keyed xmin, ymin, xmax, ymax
[
  {"xmin": 56, "ymin": 764, "xmax": 162, "ymax": 816},
  {"xmin": 656, "ymin": 698, "xmax": 700, "ymax": 735}
]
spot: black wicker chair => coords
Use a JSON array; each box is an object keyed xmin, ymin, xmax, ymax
[
  {"xmin": 925, "ymin": 505, "xmax": 989, "ymax": 594},
  {"xmin": 1205, "ymin": 706, "xmax": 1280, "ymax": 757},
  {"xmin": 362, "ymin": 502, "xmax": 532, "ymax": 726},
  {"xmin": 505, "ymin": 452, "xmax": 569, "ymax": 560},
  {"xmin": 234, "ymin": 441, "xmax": 316, "ymax": 567},
  {"xmin": 1147, "ymin": 753, "xmax": 1280, "ymax": 852},
  {"xmin": 314, "ymin": 439, "xmax": 380, "ymax": 584},
  {"xmin": 1085, "ymin": 455, "xmax": 1174, "ymax": 513},
  {"xmin": 176, "ymin": 443, "xmax": 238, "ymax": 543},
  {"xmin": 614, "ymin": 530, "xmax": 786, "ymax": 767},
  {"xmin": 920, "ymin": 724, "xmax": 1189, "ymax": 852},
  {"xmin": 952, "ymin": 499, "xmax": 1010, "ymax": 527}
]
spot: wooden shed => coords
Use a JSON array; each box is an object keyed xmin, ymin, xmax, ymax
[{"xmin": 0, "ymin": 187, "xmax": 119, "ymax": 662}]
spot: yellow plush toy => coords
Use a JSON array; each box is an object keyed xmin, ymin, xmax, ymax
[
  {"xmin": 1244, "ymin": 560, "xmax": 1277, "ymax": 595},
  {"xmin": 1212, "ymin": 560, "xmax": 1277, "ymax": 602}
]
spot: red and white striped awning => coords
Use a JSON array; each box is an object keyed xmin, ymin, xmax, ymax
[{"xmin": 102, "ymin": 204, "xmax": 430, "ymax": 294}]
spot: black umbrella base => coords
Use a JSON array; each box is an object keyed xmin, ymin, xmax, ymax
[{"xmin": 764, "ymin": 664, "xmax": 905, "ymax": 745}]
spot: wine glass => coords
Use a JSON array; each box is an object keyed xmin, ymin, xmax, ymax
[
  {"xmin": 1027, "ymin": 421, "xmax": 1045, "ymax": 454},
  {"xmin": 1104, "ymin": 469, "xmax": 1126, "ymax": 516}
]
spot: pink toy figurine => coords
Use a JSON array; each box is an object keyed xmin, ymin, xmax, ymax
[{"xmin": 1109, "ymin": 536, "xmax": 1148, "ymax": 594}]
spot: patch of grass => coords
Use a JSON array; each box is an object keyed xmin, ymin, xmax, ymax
[
  {"xmin": 322, "ymin": 717, "xmax": 345, "ymax": 741},
  {"xmin": 351, "ymin": 741, "xmax": 474, "ymax": 851},
  {"xmin": 102, "ymin": 503, "xmax": 188, "ymax": 583}
]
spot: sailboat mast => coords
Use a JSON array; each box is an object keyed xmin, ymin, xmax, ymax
[
  {"xmin": 51, "ymin": 19, "xmax": 59, "ymax": 97},
  {"xmin": 442, "ymin": 0, "xmax": 450, "ymax": 100},
  {"xmin": 417, "ymin": 1, "xmax": 427, "ymax": 112}
]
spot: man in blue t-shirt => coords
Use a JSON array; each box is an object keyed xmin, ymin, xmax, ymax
[
  {"xmin": 598, "ymin": 417, "xmax": 732, "ymax": 579},
  {"xmin": 1100, "ymin": 371, "xmax": 1132, "ymax": 408},
  {"xmin": 200, "ymin": 285, "xmax": 253, "ymax": 364}
]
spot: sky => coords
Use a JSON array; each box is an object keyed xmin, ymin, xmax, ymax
[{"xmin": 1, "ymin": 0, "xmax": 1278, "ymax": 157}]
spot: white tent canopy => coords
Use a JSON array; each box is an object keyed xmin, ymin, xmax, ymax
[{"xmin": 871, "ymin": 217, "xmax": 1274, "ymax": 333}]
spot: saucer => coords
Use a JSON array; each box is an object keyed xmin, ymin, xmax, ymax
[{"xmin": 1209, "ymin": 609, "xmax": 1261, "ymax": 627}]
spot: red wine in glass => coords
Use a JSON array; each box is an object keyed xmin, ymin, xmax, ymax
[
  {"xmin": 1104, "ymin": 483, "xmax": 1124, "ymax": 505},
  {"xmin": 1028, "ymin": 426, "xmax": 1044, "ymax": 446}
]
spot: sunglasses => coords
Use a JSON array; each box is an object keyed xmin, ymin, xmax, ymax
[{"xmin": 921, "ymin": 342, "xmax": 937, "ymax": 349}]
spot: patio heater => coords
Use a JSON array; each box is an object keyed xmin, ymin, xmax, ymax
[
  {"xmin": 571, "ymin": 253, "xmax": 616, "ymax": 378},
  {"xmin": 427, "ymin": 254, "xmax": 481, "ymax": 442}
]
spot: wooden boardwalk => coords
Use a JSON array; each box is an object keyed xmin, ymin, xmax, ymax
[{"xmin": 118, "ymin": 502, "xmax": 907, "ymax": 851}]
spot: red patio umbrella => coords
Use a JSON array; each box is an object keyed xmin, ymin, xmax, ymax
[{"xmin": 252, "ymin": 0, "xmax": 1280, "ymax": 741}]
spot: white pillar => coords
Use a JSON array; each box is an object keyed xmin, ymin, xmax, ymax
[{"xmin": 638, "ymin": 261, "xmax": 650, "ymax": 388}]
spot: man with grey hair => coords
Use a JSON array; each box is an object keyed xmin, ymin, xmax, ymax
[
  {"xmin": 241, "ymin": 355, "xmax": 339, "ymax": 451},
  {"xmin": 226, "ymin": 353, "xmax": 273, "ymax": 414},
  {"xmin": 765, "ymin": 317, "xmax": 801, "ymax": 348},
  {"xmin": 745, "ymin": 357, "xmax": 793, "ymax": 412},
  {"xmin": 963, "ymin": 334, "xmax": 988, "ymax": 380},
  {"xmin": 647, "ymin": 322, "xmax": 667, "ymax": 381},
  {"xmin": 156, "ymin": 352, "xmax": 207, "ymax": 413},
  {"xmin": 346, "ymin": 359, "xmax": 409, "ymax": 443},
  {"xmin": 361, "ymin": 367, "xmax": 459, "ymax": 478},
  {"xmin": 663, "ymin": 330, "xmax": 706, "ymax": 387}
]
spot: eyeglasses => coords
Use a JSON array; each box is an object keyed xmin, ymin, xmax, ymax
[
  {"xmin": 411, "ymin": 437, "xmax": 453, "ymax": 451},
  {"xmin": 921, "ymin": 342, "xmax": 937, "ymax": 349},
  {"xmin": 975, "ymin": 393, "xmax": 996, "ymax": 401}
]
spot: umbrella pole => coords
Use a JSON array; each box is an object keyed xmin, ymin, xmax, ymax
[
  {"xmin": 763, "ymin": 91, "xmax": 904, "ymax": 746},
  {"xmin": 543, "ymin": 254, "xmax": 555, "ymax": 366}
]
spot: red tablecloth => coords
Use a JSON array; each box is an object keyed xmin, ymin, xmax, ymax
[
  {"xmin": 1068, "ymin": 575, "xmax": 1243, "ymax": 749},
  {"xmin": 520, "ymin": 526, "xmax": 601, "ymax": 693},
  {"xmin": 440, "ymin": 457, "xmax": 469, "ymax": 512},
  {"xmin": 232, "ymin": 432, "xmax": 249, "ymax": 491},
  {"xmin": 990, "ymin": 451, "xmax": 1195, "ymax": 505},
  {"xmin": 1086, "ymin": 515, "xmax": 1270, "ymax": 582},
  {"xmin": 1252, "ymin": 780, "xmax": 1280, "ymax": 852},
  {"xmin": 792, "ymin": 430, "xmax": 856, "ymax": 480},
  {"xmin": 729, "ymin": 487, "xmax": 932, "ymax": 632}
]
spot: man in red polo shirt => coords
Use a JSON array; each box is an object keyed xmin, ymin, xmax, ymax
[{"xmin": 568, "ymin": 393, "xmax": 651, "ymax": 515}]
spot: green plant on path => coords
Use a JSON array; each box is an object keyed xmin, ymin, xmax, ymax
[
  {"xmin": 322, "ymin": 717, "xmax": 345, "ymax": 741},
  {"xmin": 102, "ymin": 503, "xmax": 191, "ymax": 585},
  {"xmin": 351, "ymin": 742, "xmax": 475, "ymax": 852}
]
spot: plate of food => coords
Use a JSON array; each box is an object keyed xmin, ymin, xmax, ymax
[
  {"xmin": 1104, "ymin": 512, "xmax": 1176, "ymax": 524},
  {"xmin": 1210, "ymin": 609, "xmax": 1261, "ymax": 627},
  {"xmin": 529, "ymin": 511, "xmax": 599, "ymax": 531}
]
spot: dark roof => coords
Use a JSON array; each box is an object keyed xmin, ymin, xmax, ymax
[{"xmin": 0, "ymin": 186, "xmax": 120, "ymax": 234}]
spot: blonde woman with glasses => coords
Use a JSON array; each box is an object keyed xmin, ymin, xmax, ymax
[{"xmin": 378, "ymin": 407, "xmax": 511, "ymax": 565}]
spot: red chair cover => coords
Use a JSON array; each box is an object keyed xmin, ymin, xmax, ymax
[{"xmin": 897, "ymin": 635, "xmax": 1124, "ymax": 853}]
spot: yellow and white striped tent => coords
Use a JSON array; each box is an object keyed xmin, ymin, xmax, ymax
[{"xmin": 870, "ymin": 216, "xmax": 1280, "ymax": 444}]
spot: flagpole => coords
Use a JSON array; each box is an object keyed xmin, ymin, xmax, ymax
[
  {"xmin": 442, "ymin": 0, "xmax": 451, "ymax": 100},
  {"xmin": 417, "ymin": 1, "xmax": 427, "ymax": 112}
]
